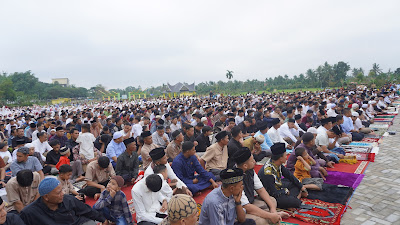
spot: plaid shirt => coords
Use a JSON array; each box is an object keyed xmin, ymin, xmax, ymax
[{"xmin": 93, "ymin": 190, "xmax": 133, "ymax": 225}]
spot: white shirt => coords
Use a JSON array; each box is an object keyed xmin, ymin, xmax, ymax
[
  {"xmin": 267, "ymin": 126, "xmax": 288, "ymax": 147},
  {"xmin": 240, "ymin": 170, "xmax": 264, "ymax": 206},
  {"xmin": 158, "ymin": 174, "xmax": 173, "ymax": 202},
  {"xmin": 131, "ymin": 178, "xmax": 166, "ymax": 224},
  {"xmin": 378, "ymin": 100, "xmax": 387, "ymax": 109},
  {"xmin": 31, "ymin": 130, "xmax": 40, "ymax": 142},
  {"xmin": 170, "ymin": 123, "xmax": 181, "ymax": 132},
  {"xmin": 315, "ymin": 126, "xmax": 329, "ymax": 147},
  {"xmin": 76, "ymin": 132, "xmax": 96, "ymax": 160},
  {"xmin": 354, "ymin": 118, "xmax": 363, "ymax": 130},
  {"xmin": 278, "ymin": 123, "xmax": 297, "ymax": 143},
  {"xmin": 66, "ymin": 118, "xmax": 73, "ymax": 125},
  {"xmin": 32, "ymin": 139, "xmax": 52, "ymax": 161},
  {"xmin": 235, "ymin": 116, "xmax": 244, "ymax": 125},
  {"xmin": 131, "ymin": 123, "xmax": 143, "ymax": 139},
  {"xmin": 0, "ymin": 151, "xmax": 12, "ymax": 164},
  {"xmin": 144, "ymin": 162, "xmax": 186, "ymax": 188},
  {"xmin": 327, "ymin": 108, "xmax": 338, "ymax": 117}
]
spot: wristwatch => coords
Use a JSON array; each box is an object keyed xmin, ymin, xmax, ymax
[
  {"xmin": 284, "ymin": 188, "xmax": 289, "ymax": 195},
  {"xmin": 235, "ymin": 201, "xmax": 241, "ymax": 205}
]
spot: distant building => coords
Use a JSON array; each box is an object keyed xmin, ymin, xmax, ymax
[
  {"xmin": 163, "ymin": 82, "xmax": 196, "ymax": 98},
  {"xmin": 52, "ymin": 78, "xmax": 69, "ymax": 87}
]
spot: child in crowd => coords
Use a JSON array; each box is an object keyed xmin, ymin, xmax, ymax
[
  {"xmin": 153, "ymin": 164, "xmax": 173, "ymax": 201},
  {"xmin": 76, "ymin": 124, "xmax": 96, "ymax": 161},
  {"xmin": 0, "ymin": 142, "xmax": 12, "ymax": 170},
  {"xmin": 57, "ymin": 164, "xmax": 84, "ymax": 201},
  {"xmin": 294, "ymin": 147, "xmax": 324, "ymax": 191},
  {"xmin": 93, "ymin": 175, "xmax": 133, "ymax": 225},
  {"xmin": 56, "ymin": 147, "xmax": 84, "ymax": 182},
  {"xmin": 45, "ymin": 140, "xmax": 62, "ymax": 175}
]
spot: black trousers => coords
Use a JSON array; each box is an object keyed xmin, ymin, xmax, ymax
[
  {"xmin": 137, "ymin": 222, "xmax": 157, "ymax": 225},
  {"xmin": 79, "ymin": 180, "xmax": 109, "ymax": 198},
  {"xmin": 235, "ymin": 218, "xmax": 256, "ymax": 225},
  {"xmin": 351, "ymin": 132, "xmax": 365, "ymax": 141},
  {"xmin": 276, "ymin": 180, "xmax": 302, "ymax": 209},
  {"xmin": 253, "ymin": 151, "xmax": 268, "ymax": 162}
]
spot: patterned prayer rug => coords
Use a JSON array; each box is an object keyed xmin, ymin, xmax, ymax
[{"xmin": 292, "ymin": 199, "xmax": 345, "ymax": 225}]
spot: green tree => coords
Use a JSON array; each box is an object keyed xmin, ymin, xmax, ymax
[
  {"xmin": 333, "ymin": 61, "xmax": 350, "ymax": 86},
  {"xmin": 0, "ymin": 78, "xmax": 16, "ymax": 102}
]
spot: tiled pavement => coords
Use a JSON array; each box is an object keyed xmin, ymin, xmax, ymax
[{"xmin": 341, "ymin": 116, "xmax": 400, "ymax": 225}]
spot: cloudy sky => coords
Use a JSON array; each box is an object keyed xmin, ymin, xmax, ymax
[{"xmin": 1, "ymin": 0, "xmax": 399, "ymax": 89}]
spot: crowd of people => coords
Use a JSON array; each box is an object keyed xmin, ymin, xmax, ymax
[{"xmin": 0, "ymin": 84, "xmax": 397, "ymax": 225}]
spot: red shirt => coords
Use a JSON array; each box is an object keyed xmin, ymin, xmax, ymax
[{"xmin": 56, "ymin": 156, "xmax": 70, "ymax": 170}]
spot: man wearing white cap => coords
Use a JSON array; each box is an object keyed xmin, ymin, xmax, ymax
[
  {"xmin": 326, "ymin": 103, "xmax": 337, "ymax": 117},
  {"xmin": 106, "ymin": 132, "xmax": 126, "ymax": 167},
  {"xmin": 351, "ymin": 112, "xmax": 373, "ymax": 134}
]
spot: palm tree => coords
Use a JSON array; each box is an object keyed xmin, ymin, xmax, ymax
[
  {"xmin": 226, "ymin": 70, "xmax": 234, "ymax": 80},
  {"xmin": 370, "ymin": 63, "xmax": 382, "ymax": 77}
]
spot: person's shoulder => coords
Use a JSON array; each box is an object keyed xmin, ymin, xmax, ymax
[
  {"xmin": 27, "ymin": 156, "xmax": 40, "ymax": 162},
  {"xmin": 87, "ymin": 160, "xmax": 97, "ymax": 168},
  {"xmin": 21, "ymin": 197, "xmax": 41, "ymax": 213},
  {"xmin": 6, "ymin": 212, "xmax": 25, "ymax": 223},
  {"xmin": 262, "ymin": 164, "xmax": 273, "ymax": 175},
  {"xmin": 203, "ymin": 187, "xmax": 222, "ymax": 204}
]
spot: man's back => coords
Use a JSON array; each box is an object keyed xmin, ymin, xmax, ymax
[{"xmin": 20, "ymin": 194, "xmax": 103, "ymax": 225}]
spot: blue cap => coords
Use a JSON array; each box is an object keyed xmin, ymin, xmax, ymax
[{"xmin": 39, "ymin": 178, "xmax": 60, "ymax": 196}]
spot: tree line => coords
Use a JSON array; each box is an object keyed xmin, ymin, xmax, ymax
[{"xmin": 1, "ymin": 62, "xmax": 399, "ymax": 105}]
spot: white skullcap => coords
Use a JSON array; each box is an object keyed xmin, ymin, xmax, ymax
[
  {"xmin": 352, "ymin": 112, "xmax": 359, "ymax": 117},
  {"xmin": 362, "ymin": 104, "xmax": 368, "ymax": 108},
  {"xmin": 307, "ymin": 127, "xmax": 318, "ymax": 134},
  {"xmin": 201, "ymin": 117, "xmax": 208, "ymax": 122},
  {"xmin": 254, "ymin": 135, "xmax": 265, "ymax": 143},
  {"xmin": 352, "ymin": 104, "xmax": 359, "ymax": 109},
  {"xmin": 25, "ymin": 143, "xmax": 34, "ymax": 148}
]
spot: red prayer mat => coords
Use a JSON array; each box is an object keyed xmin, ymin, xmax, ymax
[
  {"xmin": 327, "ymin": 160, "xmax": 369, "ymax": 174},
  {"xmin": 281, "ymin": 199, "xmax": 345, "ymax": 225}
]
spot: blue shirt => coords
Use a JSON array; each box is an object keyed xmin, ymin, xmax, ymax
[
  {"xmin": 106, "ymin": 140, "xmax": 126, "ymax": 162},
  {"xmin": 341, "ymin": 115, "xmax": 354, "ymax": 134},
  {"xmin": 254, "ymin": 131, "xmax": 274, "ymax": 151},
  {"xmin": 199, "ymin": 186, "xmax": 236, "ymax": 225},
  {"xmin": 10, "ymin": 156, "xmax": 43, "ymax": 177}
]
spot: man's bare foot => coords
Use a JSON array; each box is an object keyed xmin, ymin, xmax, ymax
[
  {"xmin": 278, "ymin": 211, "xmax": 290, "ymax": 219},
  {"xmin": 94, "ymin": 193, "xmax": 101, "ymax": 200}
]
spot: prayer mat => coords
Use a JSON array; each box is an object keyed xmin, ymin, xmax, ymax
[
  {"xmin": 327, "ymin": 160, "xmax": 369, "ymax": 174},
  {"xmin": 306, "ymin": 183, "xmax": 353, "ymax": 205},
  {"xmin": 292, "ymin": 199, "xmax": 345, "ymax": 225},
  {"xmin": 348, "ymin": 142, "xmax": 374, "ymax": 147},
  {"xmin": 341, "ymin": 145, "xmax": 373, "ymax": 161},
  {"xmin": 193, "ymin": 188, "xmax": 212, "ymax": 204},
  {"xmin": 375, "ymin": 115, "xmax": 395, "ymax": 118},
  {"xmin": 361, "ymin": 138, "xmax": 380, "ymax": 143},
  {"xmin": 324, "ymin": 171, "xmax": 365, "ymax": 189},
  {"xmin": 369, "ymin": 124, "xmax": 390, "ymax": 129},
  {"xmin": 364, "ymin": 134, "xmax": 382, "ymax": 139}
]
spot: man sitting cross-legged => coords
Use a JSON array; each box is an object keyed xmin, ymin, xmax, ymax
[
  {"xmin": 233, "ymin": 148, "xmax": 289, "ymax": 225},
  {"xmin": 258, "ymin": 143, "xmax": 306, "ymax": 209},
  {"xmin": 172, "ymin": 141, "xmax": 218, "ymax": 195},
  {"xmin": 144, "ymin": 147, "xmax": 192, "ymax": 197}
]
